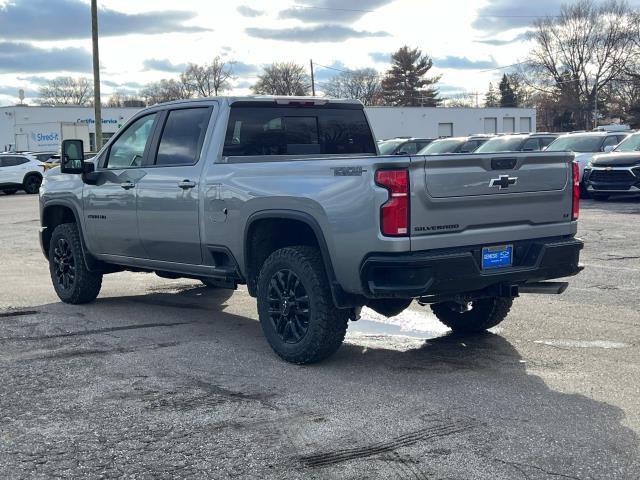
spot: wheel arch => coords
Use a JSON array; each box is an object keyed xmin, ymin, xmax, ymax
[
  {"xmin": 243, "ymin": 210, "xmax": 337, "ymax": 296},
  {"xmin": 41, "ymin": 202, "xmax": 101, "ymax": 271}
]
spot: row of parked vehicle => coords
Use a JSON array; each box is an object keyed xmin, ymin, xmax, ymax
[{"xmin": 378, "ymin": 129, "xmax": 640, "ymax": 200}]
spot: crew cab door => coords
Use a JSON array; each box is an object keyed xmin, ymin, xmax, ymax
[
  {"xmin": 83, "ymin": 112, "xmax": 159, "ymax": 257},
  {"xmin": 136, "ymin": 106, "xmax": 213, "ymax": 264}
]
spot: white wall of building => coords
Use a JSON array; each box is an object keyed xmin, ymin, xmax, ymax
[
  {"xmin": 1, "ymin": 106, "xmax": 140, "ymax": 152},
  {"xmin": 364, "ymin": 107, "xmax": 537, "ymax": 140}
]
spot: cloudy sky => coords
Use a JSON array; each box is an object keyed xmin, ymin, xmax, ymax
[{"xmin": 0, "ymin": 0, "xmax": 635, "ymax": 106}]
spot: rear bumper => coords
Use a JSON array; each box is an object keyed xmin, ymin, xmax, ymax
[{"xmin": 360, "ymin": 236, "xmax": 583, "ymax": 298}]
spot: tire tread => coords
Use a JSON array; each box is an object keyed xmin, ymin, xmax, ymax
[
  {"xmin": 49, "ymin": 223, "xmax": 102, "ymax": 304},
  {"xmin": 257, "ymin": 246, "xmax": 348, "ymax": 364}
]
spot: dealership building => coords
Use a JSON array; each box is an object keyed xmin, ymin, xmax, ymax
[{"xmin": 1, "ymin": 104, "xmax": 537, "ymax": 153}]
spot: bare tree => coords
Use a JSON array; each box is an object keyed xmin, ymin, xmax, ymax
[
  {"xmin": 183, "ymin": 57, "xmax": 235, "ymax": 97},
  {"xmin": 445, "ymin": 93, "xmax": 476, "ymax": 108},
  {"xmin": 38, "ymin": 77, "xmax": 93, "ymax": 106},
  {"xmin": 252, "ymin": 62, "xmax": 311, "ymax": 96},
  {"xmin": 526, "ymin": 0, "xmax": 638, "ymax": 128},
  {"xmin": 140, "ymin": 79, "xmax": 190, "ymax": 105},
  {"xmin": 323, "ymin": 68, "xmax": 382, "ymax": 105},
  {"xmin": 105, "ymin": 92, "xmax": 145, "ymax": 108}
]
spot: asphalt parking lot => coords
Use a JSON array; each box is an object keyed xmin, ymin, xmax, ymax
[{"xmin": 0, "ymin": 192, "xmax": 639, "ymax": 479}]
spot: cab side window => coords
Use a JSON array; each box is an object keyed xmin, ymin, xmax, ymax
[
  {"xmin": 1, "ymin": 156, "xmax": 28, "ymax": 167},
  {"xmin": 106, "ymin": 113, "xmax": 157, "ymax": 169},
  {"xmin": 601, "ymin": 136, "xmax": 619, "ymax": 150},
  {"xmin": 155, "ymin": 108, "xmax": 211, "ymax": 166},
  {"xmin": 521, "ymin": 138, "xmax": 540, "ymax": 151},
  {"xmin": 400, "ymin": 142, "xmax": 418, "ymax": 154},
  {"xmin": 539, "ymin": 137, "xmax": 555, "ymax": 148}
]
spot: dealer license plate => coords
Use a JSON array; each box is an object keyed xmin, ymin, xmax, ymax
[{"xmin": 482, "ymin": 244, "xmax": 513, "ymax": 270}]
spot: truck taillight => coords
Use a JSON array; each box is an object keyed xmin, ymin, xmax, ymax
[
  {"xmin": 375, "ymin": 169, "xmax": 409, "ymax": 236},
  {"xmin": 572, "ymin": 161, "xmax": 580, "ymax": 221}
]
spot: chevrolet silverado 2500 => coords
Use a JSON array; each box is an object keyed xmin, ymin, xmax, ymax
[{"xmin": 39, "ymin": 97, "xmax": 584, "ymax": 363}]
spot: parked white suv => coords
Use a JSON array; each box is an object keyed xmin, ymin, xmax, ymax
[{"xmin": 0, "ymin": 153, "xmax": 45, "ymax": 195}]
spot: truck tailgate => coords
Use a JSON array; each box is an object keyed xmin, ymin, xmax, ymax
[{"xmin": 410, "ymin": 152, "xmax": 577, "ymax": 251}]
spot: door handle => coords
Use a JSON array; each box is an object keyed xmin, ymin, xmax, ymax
[
  {"xmin": 120, "ymin": 181, "xmax": 135, "ymax": 190},
  {"xmin": 178, "ymin": 179, "xmax": 196, "ymax": 190}
]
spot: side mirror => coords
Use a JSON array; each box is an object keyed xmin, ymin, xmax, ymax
[
  {"xmin": 60, "ymin": 139, "xmax": 85, "ymax": 174},
  {"xmin": 603, "ymin": 145, "xmax": 615, "ymax": 153}
]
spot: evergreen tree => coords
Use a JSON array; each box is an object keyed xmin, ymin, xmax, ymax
[
  {"xmin": 485, "ymin": 82, "xmax": 499, "ymax": 107},
  {"xmin": 381, "ymin": 46, "xmax": 441, "ymax": 106},
  {"xmin": 499, "ymin": 74, "xmax": 517, "ymax": 107}
]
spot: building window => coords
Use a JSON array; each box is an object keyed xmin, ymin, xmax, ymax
[{"xmin": 438, "ymin": 123, "xmax": 453, "ymax": 137}]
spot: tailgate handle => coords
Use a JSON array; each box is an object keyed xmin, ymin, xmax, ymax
[{"xmin": 491, "ymin": 157, "xmax": 517, "ymax": 170}]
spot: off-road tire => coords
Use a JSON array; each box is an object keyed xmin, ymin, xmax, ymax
[
  {"xmin": 431, "ymin": 297, "xmax": 513, "ymax": 333},
  {"xmin": 257, "ymin": 246, "xmax": 348, "ymax": 364},
  {"xmin": 367, "ymin": 299, "xmax": 412, "ymax": 317},
  {"xmin": 49, "ymin": 223, "xmax": 103, "ymax": 304},
  {"xmin": 3, "ymin": 189, "xmax": 18, "ymax": 195},
  {"xmin": 23, "ymin": 174, "xmax": 42, "ymax": 194}
]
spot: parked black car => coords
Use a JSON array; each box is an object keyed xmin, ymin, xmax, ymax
[
  {"xmin": 418, "ymin": 135, "xmax": 492, "ymax": 155},
  {"xmin": 378, "ymin": 137, "xmax": 435, "ymax": 155},
  {"xmin": 475, "ymin": 133, "xmax": 560, "ymax": 154}
]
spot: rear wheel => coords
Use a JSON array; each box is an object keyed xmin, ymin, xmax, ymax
[
  {"xmin": 23, "ymin": 174, "xmax": 42, "ymax": 194},
  {"xmin": 49, "ymin": 223, "xmax": 103, "ymax": 304},
  {"xmin": 3, "ymin": 189, "xmax": 18, "ymax": 195},
  {"xmin": 431, "ymin": 297, "xmax": 513, "ymax": 333},
  {"xmin": 257, "ymin": 246, "xmax": 348, "ymax": 364}
]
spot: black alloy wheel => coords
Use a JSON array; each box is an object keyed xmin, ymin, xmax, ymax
[
  {"xmin": 52, "ymin": 237, "xmax": 76, "ymax": 292},
  {"xmin": 267, "ymin": 269, "xmax": 311, "ymax": 344}
]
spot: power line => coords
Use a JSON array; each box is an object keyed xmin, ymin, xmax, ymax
[{"xmin": 288, "ymin": 4, "xmax": 564, "ymax": 17}]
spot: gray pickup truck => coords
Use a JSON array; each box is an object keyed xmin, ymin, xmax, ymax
[{"xmin": 40, "ymin": 96, "xmax": 583, "ymax": 363}]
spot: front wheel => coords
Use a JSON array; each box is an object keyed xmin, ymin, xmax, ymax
[
  {"xmin": 23, "ymin": 174, "xmax": 42, "ymax": 194},
  {"xmin": 431, "ymin": 297, "xmax": 513, "ymax": 334},
  {"xmin": 49, "ymin": 223, "xmax": 103, "ymax": 304},
  {"xmin": 257, "ymin": 246, "xmax": 348, "ymax": 364}
]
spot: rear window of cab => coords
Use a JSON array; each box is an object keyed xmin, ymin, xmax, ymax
[{"xmin": 223, "ymin": 106, "xmax": 376, "ymax": 157}]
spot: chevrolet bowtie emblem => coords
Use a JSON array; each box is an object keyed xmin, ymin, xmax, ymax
[{"xmin": 489, "ymin": 175, "xmax": 518, "ymax": 189}]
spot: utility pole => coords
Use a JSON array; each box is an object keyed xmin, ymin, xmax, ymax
[
  {"xmin": 310, "ymin": 59, "xmax": 316, "ymax": 96},
  {"xmin": 91, "ymin": 0, "xmax": 102, "ymax": 151}
]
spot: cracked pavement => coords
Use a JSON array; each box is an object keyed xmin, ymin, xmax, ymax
[{"xmin": 0, "ymin": 193, "xmax": 639, "ymax": 479}]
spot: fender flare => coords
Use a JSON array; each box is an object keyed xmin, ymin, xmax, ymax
[
  {"xmin": 242, "ymin": 209, "xmax": 367, "ymax": 308},
  {"xmin": 41, "ymin": 201, "xmax": 101, "ymax": 271},
  {"xmin": 243, "ymin": 209, "xmax": 337, "ymax": 284}
]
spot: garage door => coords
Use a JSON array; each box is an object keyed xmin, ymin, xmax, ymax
[
  {"xmin": 484, "ymin": 118, "xmax": 497, "ymax": 134},
  {"xmin": 503, "ymin": 117, "xmax": 515, "ymax": 133}
]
